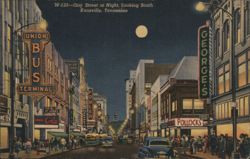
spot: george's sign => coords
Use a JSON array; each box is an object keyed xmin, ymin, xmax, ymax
[{"xmin": 198, "ymin": 24, "xmax": 211, "ymax": 98}]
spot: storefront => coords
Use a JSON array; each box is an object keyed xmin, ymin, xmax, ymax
[
  {"xmin": 161, "ymin": 118, "xmax": 207, "ymax": 137},
  {"xmin": 34, "ymin": 115, "xmax": 59, "ymax": 140},
  {"xmin": 217, "ymin": 122, "xmax": 250, "ymax": 137}
]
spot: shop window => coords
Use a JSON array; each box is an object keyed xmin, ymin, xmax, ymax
[
  {"xmin": 216, "ymin": 101, "xmax": 231, "ymax": 120},
  {"xmin": 237, "ymin": 96, "xmax": 249, "ymax": 116},
  {"xmin": 234, "ymin": 9, "xmax": 241, "ymax": 44},
  {"xmin": 217, "ymin": 63, "xmax": 230, "ymax": 94},
  {"xmin": 223, "ymin": 20, "xmax": 230, "ymax": 53}
]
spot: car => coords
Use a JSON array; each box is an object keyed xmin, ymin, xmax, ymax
[
  {"xmin": 85, "ymin": 133, "xmax": 100, "ymax": 146},
  {"xmin": 101, "ymin": 137, "xmax": 114, "ymax": 147},
  {"xmin": 138, "ymin": 137, "xmax": 175, "ymax": 159}
]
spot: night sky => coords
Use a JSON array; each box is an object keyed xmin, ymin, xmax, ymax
[{"xmin": 37, "ymin": 0, "xmax": 208, "ymax": 121}]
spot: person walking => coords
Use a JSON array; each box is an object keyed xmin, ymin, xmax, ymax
[
  {"xmin": 24, "ymin": 138, "xmax": 32, "ymax": 154},
  {"xmin": 210, "ymin": 134, "xmax": 217, "ymax": 155},
  {"xmin": 218, "ymin": 134, "xmax": 226, "ymax": 159}
]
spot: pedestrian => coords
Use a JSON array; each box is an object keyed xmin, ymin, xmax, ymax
[
  {"xmin": 14, "ymin": 137, "xmax": 21, "ymax": 158},
  {"xmin": 210, "ymin": 134, "xmax": 217, "ymax": 155},
  {"xmin": 24, "ymin": 138, "xmax": 32, "ymax": 154},
  {"xmin": 202, "ymin": 135, "xmax": 208, "ymax": 153},
  {"xmin": 219, "ymin": 134, "xmax": 226, "ymax": 159},
  {"xmin": 225, "ymin": 134, "xmax": 233, "ymax": 159},
  {"xmin": 239, "ymin": 133, "xmax": 248, "ymax": 159}
]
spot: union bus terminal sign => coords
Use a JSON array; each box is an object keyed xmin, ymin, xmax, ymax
[{"xmin": 17, "ymin": 30, "xmax": 55, "ymax": 95}]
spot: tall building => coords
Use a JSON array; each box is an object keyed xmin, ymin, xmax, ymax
[
  {"xmin": 65, "ymin": 59, "xmax": 82, "ymax": 132},
  {"xmin": 210, "ymin": 0, "xmax": 250, "ymax": 137},
  {"xmin": 34, "ymin": 42, "xmax": 69, "ymax": 140},
  {"xmin": 125, "ymin": 70, "xmax": 136, "ymax": 119},
  {"xmin": 0, "ymin": 0, "xmax": 43, "ymax": 150},
  {"xmin": 129, "ymin": 59, "xmax": 176, "ymax": 139},
  {"xmin": 93, "ymin": 93, "xmax": 107, "ymax": 133}
]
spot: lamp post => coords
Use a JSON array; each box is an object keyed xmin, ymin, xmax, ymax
[
  {"xmin": 9, "ymin": 19, "xmax": 47, "ymax": 159},
  {"xmin": 195, "ymin": 1, "xmax": 240, "ymax": 158}
]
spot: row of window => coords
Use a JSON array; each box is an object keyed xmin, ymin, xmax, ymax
[
  {"xmin": 216, "ymin": 96, "xmax": 250, "ymax": 120},
  {"xmin": 215, "ymin": 3, "xmax": 250, "ymax": 58},
  {"xmin": 160, "ymin": 98, "xmax": 204, "ymax": 117},
  {"xmin": 217, "ymin": 50, "xmax": 250, "ymax": 95}
]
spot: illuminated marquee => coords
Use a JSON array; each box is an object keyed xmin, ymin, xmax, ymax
[{"xmin": 17, "ymin": 30, "xmax": 55, "ymax": 95}]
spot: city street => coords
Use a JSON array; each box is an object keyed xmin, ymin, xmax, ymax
[{"xmin": 44, "ymin": 144, "xmax": 139, "ymax": 159}]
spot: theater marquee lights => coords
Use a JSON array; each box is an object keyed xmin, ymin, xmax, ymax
[{"xmin": 17, "ymin": 30, "xmax": 55, "ymax": 95}]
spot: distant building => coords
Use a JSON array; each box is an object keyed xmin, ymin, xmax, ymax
[{"xmin": 125, "ymin": 70, "xmax": 136, "ymax": 119}]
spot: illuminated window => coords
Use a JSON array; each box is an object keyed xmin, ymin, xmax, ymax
[
  {"xmin": 215, "ymin": 29, "xmax": 220, "ymax": 57},
  {"xmin": 216, "ymin": 105, "xmax": 219, "ymax": 119},
  {"xmin": 194, "ymin": 99, "xmax": 204, "ymax": 109},
  {"xmin": 237, "ymin": 96, "xmax": 249, "ymax": 116},
  {"xmin": 171, "ymin": 100, "xmax": 177, "ymax": 113},
  {"xmin": 183, "ymin": 99, "xmax": 192, "ymax": 109},
  {"xmin": 223, "ymin": 20, "xmax": 230, "ymax": 52},
  {"xmin": 221, "ymin": 103, "xmax": 225, "ymax": 119},
  {"xmin": 234, "ymin": 9, "xmax": 241, "ymax": 44},
  {"xmin": 217, "ymin": 63, "xmax": 230, "ymax": 94},
  {"xmin": 216, "ymin": 102, "xmax": 230, "ymax": 120},
  {"xmin": 7, "ymin": 25, "xmax": 11, "ymax": 53}
]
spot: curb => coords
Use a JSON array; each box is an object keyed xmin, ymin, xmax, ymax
[
  {"xmin": 39, "ymin": 147, "xmax": 83, "ymax": 159},
  {"xmin": 179, "ymin": 153, "xmax": 204, "ymax": 159}
]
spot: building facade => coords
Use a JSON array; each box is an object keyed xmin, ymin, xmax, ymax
[
  {"xmin": 0, "ymin": 0, "xmax": 43, "ymax": 150},
  {"xmin": 160, "ymin": 56, "xmax": 208, "ymax": 137},
  {"xmin": 211, "ymin": 0, "xmax": 250, "ymax": 137},
  {"xmin": 125, "ymin": 70, "xmax": 136, "ymax": 119}
]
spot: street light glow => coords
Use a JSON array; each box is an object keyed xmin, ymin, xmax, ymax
[
  {"xmin": 39, "ymin": 19, "xmax": 48, "ymax": 30},
  {"xmin": 195, "ymin": 2, "xmax": 207, "ymax": 12}
]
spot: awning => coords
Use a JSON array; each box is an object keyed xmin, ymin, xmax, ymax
[
  {"xmin": 48, "ymin": 132, "xmax": 68, "ymax": 138},
  {"xmin": 70, "ymin": 132, "xmax": 83, "ymax": 137}
]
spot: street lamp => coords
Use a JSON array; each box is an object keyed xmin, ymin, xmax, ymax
[
  {"xmin": 195, "ymin": 1, "xmax": 239, "ymax": 158},
  {"xmin": 9, "ymin": 19, "xmax": 48, "ymax": 159}
]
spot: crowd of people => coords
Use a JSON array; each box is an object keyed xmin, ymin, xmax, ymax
[
  {"xmin": 13, "ymin": 136, "xmax": 83, "ymax": 156},
  {"xmin": 168, "ymin": 133, "xmax": 250, "ymax": 159}
]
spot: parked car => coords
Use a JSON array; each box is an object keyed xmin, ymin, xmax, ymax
[
  {"xmin": 101, "ymin": 137, "xmax": 114, "ymax": 147},
  {"xmin": 138, "ymin": 137, "xmax": 175, "ymax": 159}
]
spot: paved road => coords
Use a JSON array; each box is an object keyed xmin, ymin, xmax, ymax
[{"xmin": 44, "ymin": 144, "xmax": 139, "ymax": 159}]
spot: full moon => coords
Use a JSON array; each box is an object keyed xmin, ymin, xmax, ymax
[{"xmin": 135, "ymin": 25, "xmax": 148, "ymax": 38}]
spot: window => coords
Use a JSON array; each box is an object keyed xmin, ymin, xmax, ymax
[
  {"xmin": 7, "ymin": 25, "xmax": 11, "ymax": 53},
  {"xmin": 237, "ymin": 96, "xmax": 249, "ymax": 116},
  {"xmin": 234, "ymin": 9, "xmax": 241, "ymax": 44},
  {"xmin": 194, "ymin": 99, "xmax": 204, "ymax": 109},
  {"xmin": 215, "ymin": 29, "xmax": 221, "ymax": 57},
  {"xmin": 182, "ymin": 99, "xmax": 204, "ymax": 114},
  {"xmin": 171, "ymin": 100, "xmax": 177, "ymax": 113},
  {"xmin": 247, "ymin": 1, "xmax": 250, "ymax": 35},
  {"xmin": 223, "ymin": 20, "xmax": 230, "ymax": 52},
  {"xmin": 237, "ymin": 51, "xmax": 250, "ymax": 87},
  {"xmin": 216, "ymin": 101, "xmax": 231, "ymax": 120},
  {"xmin": 183, "ymin": 99, "xmax": 192, "ymax": 109},
  {"xmin": 217, "ymin": 63, "xmax": 230, "ymax": 94}
]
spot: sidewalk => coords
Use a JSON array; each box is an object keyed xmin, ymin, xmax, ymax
[
  {"xmin": 185, "ymin": 151, "xmax": 221, "ymax": 159},
  {"xmin": 0, "ymin": 149, "xmax": 72, "ymax": 159}
]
